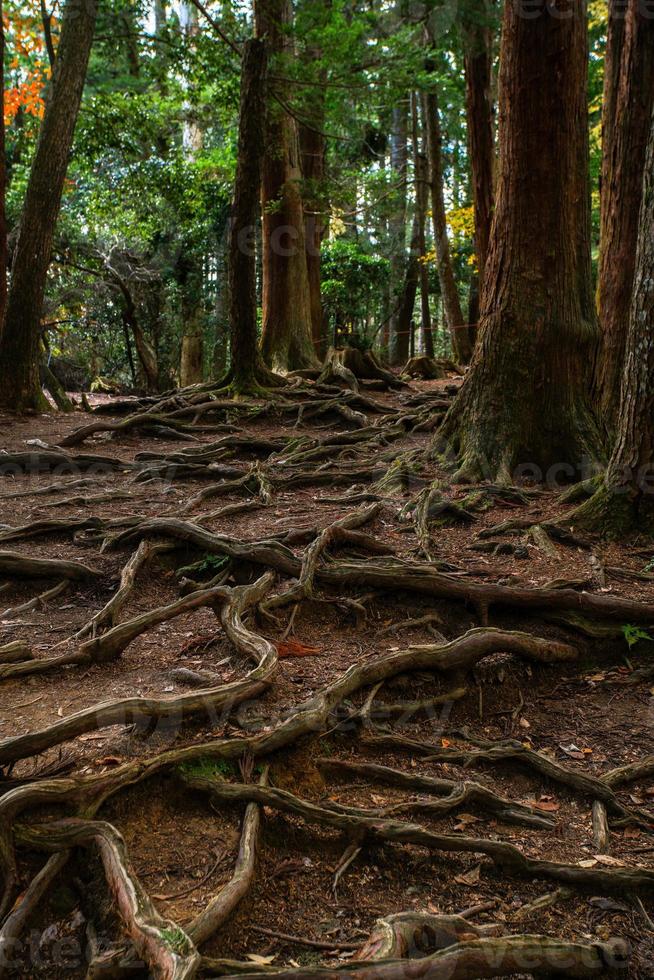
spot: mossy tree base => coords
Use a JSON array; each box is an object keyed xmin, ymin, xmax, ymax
[{"xmin": 568, "ymin": 483, "xmax": 654, "ymax": 539}]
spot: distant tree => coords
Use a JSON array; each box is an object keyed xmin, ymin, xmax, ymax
[
  {"xmin": 0, "ymin": 0, "xmax": 97, "ymax": 411},
  {"xmin": 439, "ymin": 0, "xmax": 602, "ymax": 483}
]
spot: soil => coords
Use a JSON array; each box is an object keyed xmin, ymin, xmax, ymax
[{"xmin": 1, "ymin": 376, "xmax": 654, "ymax": 978}]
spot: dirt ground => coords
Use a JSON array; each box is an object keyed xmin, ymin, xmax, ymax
[{"xmin": 1, "ymin": 377, "xmax": 654, "ymax": 978}]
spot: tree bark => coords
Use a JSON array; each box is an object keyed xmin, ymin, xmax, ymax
[
  {"xmin": 394, "ymin": 210, "xmax": 420, "ymax": 359},
  {"xmin": 439, "ymin": 0, "xmax": 602, "ymax": 485},
  {"xmin": 256, "ymin": 0, "xmax": 318, "ymax": 373},
  {"xmin": 575, "ymin": 105, "xmax": 654, "ymax": 534},
  {"xmin": 388, "ymin": 97, "xmax": 410, "ymax": 365},
  {"xmin": 228, "ymin": 38, "xmax": 270, "ymax": 391},
  {"xmin": 298, "ymin": 0, "xmax": 330, "ymax": 361},
  {"xmin": 0, "ymin": 0, "xmax": 97, "ymax": 412},
  {"xmin": 593, "ymin": 0, "xmax": 654, "ymax": 436},
  {"xmin": 411, "ymin": 94, "xmax": 433, "ymax": 358},
  {"xmin": 422, "ymin": 84, "xmax": 471, "ymax": 364},
  {"xmin": 462, "ymin": 2, "xmax": 495, "ymax": 303}
]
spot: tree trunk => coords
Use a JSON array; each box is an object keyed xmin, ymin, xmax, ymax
[
  {"xmin": 439, "ymin": 0, "xmax": 602, "ymax": 485},
  {"xmin": 575, "ymin": 104, "xmax": 654, "ymax": 534},
  {"xmin": 180, "ymin": 331, "xmax": 203, "ymax": 387},
  {"xmin": 411, "ymin": 94, "xmax": 433, "ymax": 358},
  {"xmin": 593, "ymin": 0, "xmax": 654, "ymax": 436},
  {"xmin": 422, "ymin": 85, "xmax": 471, "ymax": 364},
  {"xmin": 394, "ymin": 210, "xmax": 420, "ymax": 361},
  {"xmin": 255, "ymin": 0, "xmax": 317, "ymax": 373},
  {"xmin": 0, "ymin": 0, "xmax": 97, "ymax": 412},
  {"xmin": 463, "ymin": 3, "xmax": 495, "ymax": 298},
  {"xmin": 228, "ymin": 38, "xmax": 270, "ymax": 391},
  {"xmin": 299, "ymin": 0, "xmax": 330, "ymax": 361},
  {"xmin": 388, "ymin": 97, "xmax": 410, "ymax": 365}
]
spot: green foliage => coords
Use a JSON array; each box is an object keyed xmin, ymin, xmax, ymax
[
  {"xmin": 622, "ymin": 624, "xmax": 654, "ymax": 650},
  {"xmin": 176, "ymin": 555, "xmax": 229, "ymax": 578},
  {"xmin": 178, "ymin": 758, "xmax": 236, "ymax": 779}
]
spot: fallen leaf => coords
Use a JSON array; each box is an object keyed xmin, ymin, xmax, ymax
[
  {"xmin": 593, "ymin": 854, "xmax": 627, "ymax": 867},
  {"xmin": 529, "ymin": 799, "xmax": 560, "ymax": 812},
  {"xmin": 454, "ymin": 865, "xmax": 481, "ymax": 886},
  {"xmin": 246, "ymin": 954, "xmax": 277, "ymax": 965},
  {"xmin": 578, "ymin": 858, "xmax": 598, "ymax": 868},
  {"xmin": 276, "ymin": 640, "xmax": 322, "ymax": 659}
]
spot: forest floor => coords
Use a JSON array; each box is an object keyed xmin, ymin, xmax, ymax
[{"xmin": 1, "ymin": 374, "xmax": 654, "ymax": 979}]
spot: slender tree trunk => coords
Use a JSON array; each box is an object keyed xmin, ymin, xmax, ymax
[
  {"xmin": 422, "ymin": 85, "xmax": 471, "ymax": 364},
  {"xmin": 593, "ymin": 0, "xmax": 654, "ymax": 436},
  {"xmin": 229, "ymin": 38, "xmax": 270, "ymax": 391},
  {"xmin": 439, "ymin": 0, "xmax": 602, "ymax": 484},
  {"xmin": 394, "ymin": 210, "xmax": 420, "ymax": 362},
  {"xmin": 0, "ymin": 0, "xmax": 97, "ymax": 412},
  {"xmin": 575, "ymin": 105, "xmax": 654, "ymax": 533},
  {"xmin": 299, "ymin": 0, "xmax": 330, "ymax": 361},
  {"xmin": 255, "ymin": 0, "xmax": 317, "ymax": 373},
  {"xmin": 463, "ymin": 3, "xmax": 495, "ymax": 295},
  {"xmin": 388, "ymin": 98, "xmax": 410, "ymax": 365},
  {"xmin": 411, "ymin": 94, "xmax": 433, "ymax": 358},
  {"xmin": 178, "ymin": 1, "xmax": 205, "ymax": 385}
]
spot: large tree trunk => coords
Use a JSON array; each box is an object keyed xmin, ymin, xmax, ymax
[
  {"xmin": 422, "ymin": 85, "xmax": 471, "ymax": 364},
  {"xmin": 463, "ymin": 2, "xmax": 495, "ymax": 303},
  {"xmin": 0, "ymin": 0, "xmax": 97, "ymax": 412},
  {"xmin": 575, "ymin": 104, "xmax": 654, "ymax": 534},
  {"xmin": 439, "ymin": 0, "xmax": 602, "ymax": 485},
  {"xmin": 388, "ymin": 98, "xmax": 410, "ymax": 365},
  {"xmin": 255, "ymin": 0, "xmax": 317, "ymax": 374},
  {"xmin": 593, "ymin": 0, "xmax": 654, "ymax": 437},
  {"xmin": 228, "ymin": 38, "xmax": 271, "ymax": 392}
]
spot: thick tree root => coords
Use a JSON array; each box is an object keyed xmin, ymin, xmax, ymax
[
  {"xmin": 361, "ymin": 732, "xmax": 652, "ymax": 825},
  {"xmin": 103, "ymin": 518, "xmax": 654, "ymax": 622},
  {"xmin": 208, "ymin": 936, "xmax": 628, "ymax": 979},
  {"xmin": 178, "ymin": 777, "xmax": 654, "ymax": 895},
  {"xmin": 354, "ymin": 912, "xmax": 499, "ymax": 960},
  {"xmin": 0, "ymin": 551, "xmax": 100, "ymax": 580},
  {"xmin": 17, "ymin": 819, "xmax": 200, "ymax": 979},
  {"xmin": 0, "ymin": 574, "xmax": 276, "ymax": 766},
  {"xmin": 316, "ymin": 760, "xmax": 556, "ymax": 829}
]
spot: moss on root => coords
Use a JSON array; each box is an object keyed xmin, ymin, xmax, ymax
[{"xmin": 569, "ymin": 484, "xmax": 654, "ymax": 539}]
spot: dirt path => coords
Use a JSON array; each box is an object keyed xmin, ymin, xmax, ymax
[{"xmin": 0, "ymin": 378, "xmax": 653, "ymax": 978}]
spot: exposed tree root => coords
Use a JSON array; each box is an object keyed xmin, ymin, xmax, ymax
[
  {"xmin": 74, "ymin": 539, "xmax": 174, "ymax": 640},
  {"xmin": 316, "ymin": 759, "xmax": 556, "ymax": 829},
  {"xmin": 208, "ymin": 935, "xmax": 628, "ymax": 979},
  {"xmin": 361, "ymin": 732, "xmax": 652, "ymax": 825},
  {"xmin": 0, "ymin": 574, "xmax": 276, "ymax": 765},
  {"xmin": 177, "ymin": 777, "xmax": 654, "ymax": 895},
  {"xmin": 0, "ymin": 551, "xmax": 100, "ymax": 580},
  {"xmin": 17, "ymin": 820, "xmax": 201, "ymax": 979},
  {"xmin": 354, "ymin": 911, "xmax": 499, "ymax": 960},
  {"xmin": 102, "ymin": 518, "xmax": 654, "ymax": 622}
]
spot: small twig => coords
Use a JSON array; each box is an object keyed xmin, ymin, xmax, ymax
[{"xmin": 250, "ymin": 926, "xmax": 359, "ymax": 951}]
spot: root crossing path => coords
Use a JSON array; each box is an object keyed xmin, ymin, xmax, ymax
[{"xmin": 0, "ymin": 375, "xmax": 653, "ymax": 978}]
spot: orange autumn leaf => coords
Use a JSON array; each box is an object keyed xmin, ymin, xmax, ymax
[{"xmin": 275, "ymin": 639, "xmax": 322, "ymax": 659}]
